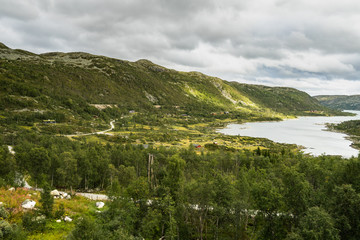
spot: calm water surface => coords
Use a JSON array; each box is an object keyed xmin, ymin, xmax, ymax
[{"xmin": 218, "ymin": 110, "xmax": 360, "ymax": 158}]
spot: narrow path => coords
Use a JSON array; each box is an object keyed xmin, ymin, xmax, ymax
[{"xmin": 65, "ymin": 120, "xmax": 115, "ymax": 137}]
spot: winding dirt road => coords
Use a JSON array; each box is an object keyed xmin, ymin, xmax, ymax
[{"xmin": 65, "ymin": 120, "xmax": 115, "ymax": 137}]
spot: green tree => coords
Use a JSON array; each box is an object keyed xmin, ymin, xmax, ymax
[
  {"xmin": 251, "ymin": 175, "xmax": 286, "ymax": 240},
  {"xmin": 0, "ymin": 146, "xmax": 16, "ymax": 186},
  {"xmin": 117, "ymin": 165, "xmax": 136, "ymax": 187},
  {"xmin": 294, "ymin": 207, "xmax": 339, "ymax": 240},
  {"xmin": 76, "ymin": 149, "xmax": 92, "ymax": 190},
  {"xmin": 232, "ymin": 169, "xmax": 251, "ymax": 240},
  {"xmin": 39, "ymin": 184, "xmax": 54, "ymax": 218},
  {"xmin": 210, "ymin": 173, "xmax": 235, "ymax": 239},
  {"xmin": 163, "ymin": 154, "xmax": 186, "ymax": 201},
  {"xmin": 186, "ymin": 176, "xmax": 216, "ymax": 240},
  {"xmin": 282, "ymin": 167, "xmax": 311, "ymax": 218},
  {"xmin": 140, "ymin": 208, "xmax": 162, "ymax": 240},
  {"xmin": 28, "ymin": 147, "xmax": 51, "ymax": 187},
  {"xmin": 126, "ymin": 177, "xmax": 149, "ymax": 202},
  {"xmin": 57, "ymin": 152, "xmax": 80, "ymax": 192},
  {"xmin": 330, "ymin": 184, "xmax": 360, "ymax": 240},
  {"xmin": 67, "ymin": 217, "xmax": 102, "ymax": 240}
]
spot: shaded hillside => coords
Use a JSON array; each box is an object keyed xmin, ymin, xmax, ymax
[
  {"xmin": 229, "ymin": 83, "xmax": 329, "ymax": 115},
  {"xmin": 314, "ymin": 95, "xmax": 360, "ymax": 110},
  {"xmin": 0, "ymin": 42, "xmax": 337, "ymax": 131}
]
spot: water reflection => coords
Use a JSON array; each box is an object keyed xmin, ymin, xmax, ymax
[{"xmin": 218, "ymin": 111, "xmax": 360, "ymax": 158}]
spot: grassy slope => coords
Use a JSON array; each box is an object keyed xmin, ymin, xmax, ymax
[{"xmin": 0, "ymin": 42, "xmax": 333, "ymax": 126}]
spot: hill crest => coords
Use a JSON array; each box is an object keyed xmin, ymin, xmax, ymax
[{"xmin": 0, "ymin": 42, "xmax": 337, "ymax": 130}]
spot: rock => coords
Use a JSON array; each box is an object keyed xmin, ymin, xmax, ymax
[
  {"xmin": 50, "ymin": 190, "xmax": 60, "ymax": 196},
  {"xmin": 64, "ymin": 216, "xmax": 72, "ymax": 222},
  {"xmin": 0, "ymin": 202, "xmax": 3, "ymax": 206},
  {"xmin": 95, "ymin": 201, "xmax": 105, "ymax": 209},
  {"xmin": 65, "ymin": 195, "xmax": 71, "ymax": 200},
  {"xmin": 8, "ymin": 187, "xmax": 15, "ymax": 191},
  {"xmin": 7, "ymin": 146, "xmax": 15, "ymax": 155},
  {"xmin": 56, "ymin": 219, "xmax": 61, "ymax": 223},
  {"xmin": 62, "ymin": 192, "xmax": 68, "ymax": 197},
  {"xmin": 22, "ymin": 199, "xmax": 36, "ymax": 209}
]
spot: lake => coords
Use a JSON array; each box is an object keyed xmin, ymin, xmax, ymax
[{"xmin": 218, "ymin": 110, "xmax": 360, "ymax": 158}]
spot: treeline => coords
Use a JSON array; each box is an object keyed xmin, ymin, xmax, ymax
[
  {"xmin": 2, "ymin": 132, "xmax": 360, "ymax": 239},
  {"xmin": 327, "ymin": 120, "xmax": 360, "ymax": 149},
  {"xmin": 329, "ymin": 120, "xmax": 360, "ymax": 136}
]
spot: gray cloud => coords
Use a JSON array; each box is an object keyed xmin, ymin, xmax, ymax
[{"xmin": 0, "ymin": 0, "xmax": 360, "ymax": 95}]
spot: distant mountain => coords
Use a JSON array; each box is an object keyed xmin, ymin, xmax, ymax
[
  {"xmin": 0, "ymin": 42, "xmax": 336, "ymax": 129},
  {"xmin": 314, "ymin": 95, "xmax": 360, "ymax": 110}
]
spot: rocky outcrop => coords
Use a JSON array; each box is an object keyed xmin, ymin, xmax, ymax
[
  {"xmin": 96, "ymin": 202, "xmax": 105, "ymax": 209},
  {"xmin": 21, "ymin": 199, "xmax": 36, "ymax": 209}
]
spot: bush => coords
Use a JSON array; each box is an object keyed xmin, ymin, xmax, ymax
[
  {"xmin": 67, "ymin": 217, "xmax": 102, "ymax": 240},
  {"xmin": 22, "ymin": 212, "xmax": 46, "ymax": 233},
  {"xmin": 0, "ymin": 220, "xmax": 12, "ymax": 238},
  {"xmin": 0, "ymin": 206, "xmax": 9, "ymax": 219},
  {"xmin": 54, "ymin": 203, "xmax": 65, "ymax": 219}
]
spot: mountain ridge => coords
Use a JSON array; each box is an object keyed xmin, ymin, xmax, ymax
[
  {"xmin": 0, "ymin": 42, "xmax": 338, "ymax": 132},
  {"xmin": 314, "ymin": 95, "xmax": 360, "ymax": 110}
]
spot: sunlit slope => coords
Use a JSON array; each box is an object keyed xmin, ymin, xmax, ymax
[
  {"xmin": 230, "ymin": 82, "xmax": 330, "ymax": 115},
  {"xmin": 0, "ymin": 42, "xmax": 332, "ymax": 121}
]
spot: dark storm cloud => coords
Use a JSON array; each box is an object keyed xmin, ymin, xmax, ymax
[{"xmin": 1, "ymin": 0, "xmax": 360, "ymax": 94}]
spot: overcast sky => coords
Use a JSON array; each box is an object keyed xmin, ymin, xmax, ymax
[{"xmin": 1, "ymin": 0, "xmax": 360, "ymax": 95}]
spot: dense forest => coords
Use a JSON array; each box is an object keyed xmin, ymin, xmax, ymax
[{"xmin": 1, "ymin": 129, "xmax": 360, "ymax": 239}]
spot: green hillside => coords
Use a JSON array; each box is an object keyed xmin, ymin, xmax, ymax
[
  {"xmin": 314, "ymin": 95, "xmax": 360, "ymax": 110},
  {"xmin": 0, "ymin": 42, "xmax": 339, "ymax": 134}
]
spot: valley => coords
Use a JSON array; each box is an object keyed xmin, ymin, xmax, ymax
[{"xmin": 0, "ymin": 43, "xmax": 359, "ymax": 240}]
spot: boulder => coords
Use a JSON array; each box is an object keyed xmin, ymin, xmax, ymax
[
  {"xmin": 8, "ymin": 187, "xmax": 15, "ymax": 191},
  {"xmin": 50, "ymin": 190, "xmax": 60, "ymax": 196},
  {"xmin": 65, "ymin": 195, "xmax": 71, "ymax": 200},
  {"xmin": 95, "ymin": 201, "xmax": 105, "ymax": 209},
  {"xmin": 64, "ymin": 216, "xmax": 72, "ymax": 222},
  {"xmin": 56, "ymin": 219, "xmax": 61, "ymax": 223},
  {"xmin": 22, "ymin": 199, "xmax": 36, "ymax": 209}
]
